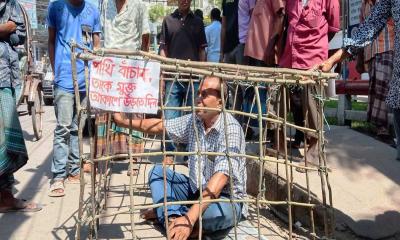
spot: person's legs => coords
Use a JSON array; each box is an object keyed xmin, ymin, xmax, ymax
[
  {"xmin": 224, "ymin": 46, "xmax": 244, "ymax": 122},
  {"xmin": 0, "ymin": 173, "xmax": 41, "ymax": 212},
  {"xmin": 68, "ymin": 92, "xmax": 87, "ymax": 178},
  {"xmin": 392, "ymin": 108, "xmax": 400, "ymax": 161},
  {"xmin": 290, "ymin": 87, "xmax": 304, "ymax": 146},
  {"xmin": 0, "ymin": 173, "xmax": 14, "ymax": 192},
  {"xmin": 185, "ymin": 81, "xmax": 199, "ymax": 108},
  {"xmin": 201, "ymin": 197, "xmax": 242, "ymax": 233},
  {"xmin": 164, "ymin": 80, "xmax": 184, "ymax": 120},
  {"xmin": 163, "ymin": 80, "xmax": 184, "ymax": 159},
  {"xmin": 234, "ymin": 43, "xmax": 249, "ymax": 66},
  {"xmin": 148, "ymin": 165, "xmax": 195, "ymax": 225},
  {"xmin": 302, "ymin": 85, "xmax": 321, "ymax": 162},
  {"xmin": 244, "ymin": 58, "xmax": 268, "ymax": 133},
  {"xmin": 368, "ymin": 52, "xmax": 393, "ymax": 137},
  {"xmin": 52, "ymin": 88, "xmax": 76, "ymax": 181}
]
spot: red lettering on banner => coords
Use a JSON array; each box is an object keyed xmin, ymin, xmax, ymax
[
  {"xmin": 90, "ymin": 91, "xmax": 121, "ymax": 107},
  {"xmin": 138, "ymin": 68, "xmax": 151, "ymax": 83},
  {"xmin": 119, "ymin": 64, "xmax": 138, "ymax": 79},
  {"xmin": 116, "ymin": 82, "xmax": 137, "ymax": 96},
  {"xmin": 91, "ymin": 78, "xmax": 113, "ymax": 93},
  {"xmin": 90, "ymin": 57, "xmax": 160, "ymax": 113},
  {"xmin": 118, "ymin": 60, "xmax": 151, "ymax": 82},
  {"xmin": 93, "ymin": 58, "xmax": 115, "ymax": 77},
  {"xmin": 145, "ymin": 94, "xmax": 158, "ymax": 108}
]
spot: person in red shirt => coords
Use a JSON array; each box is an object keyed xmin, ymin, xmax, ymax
[{"xmin": 279, "ymin": 0, "xmax": 340, "ymax": 163}]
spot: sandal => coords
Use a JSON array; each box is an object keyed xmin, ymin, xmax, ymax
[
  {"xmin": 0, "ymin": 199, "xmax": 42, "ymax": 213},
  {"xmin": 48, "ymin": 180, "xmax": 65, "ymax": 197}
]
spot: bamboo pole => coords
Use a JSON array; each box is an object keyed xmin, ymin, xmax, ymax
[
  {"xmin": 93, "ymin": 198, "xmax": 317, "ymax": 220},
  {"xmin": 73, "ymin": 45, "xmax": 86, "ymax": 240},
  {"xmin": 88, "ymin": 48, "xmax": 337, "ymax": 78},
  {"xmin": 220, "ymin": 80, "xmax": 239, "ymax": 240}
]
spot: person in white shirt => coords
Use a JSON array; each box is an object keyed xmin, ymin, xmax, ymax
[{"xmin": 97, "ymin": 0, "xmax": 151, "ymax": 175}]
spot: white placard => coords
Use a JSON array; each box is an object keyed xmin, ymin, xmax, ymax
[{"xmin": 89, "ymin": 57, "xmax": 160, "ymax": 114}]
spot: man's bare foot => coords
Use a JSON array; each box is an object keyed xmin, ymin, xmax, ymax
[
  {"xmin": 140, "ymin": 209, "xmax": 157, "ymax": 220},
  {"xmin": 127, "ymin": 169, "xmax": 139, "ymax": 176},
  {"xmin": 296, "ymin": 141, "xmax": 320, "ymax": 173},
  {"xmin": 304, "ymin": 140, "xmax": 319, "ymax": 162},
  {"xmin": 0, "ymin": 190, "xmax": 42, "ymax": 213},
  {"xmin": 83, "ymin": 163, "xmax": 91, "ymax": 173},
  {"xmin": 163, "ymin": 156, "xmax": 174, "ymax": 165},
  {"xmin": 66, "ymin": 174, "xmax": 81, "ymax": 184}
]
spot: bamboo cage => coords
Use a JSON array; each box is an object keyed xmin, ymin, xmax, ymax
[{"xmin": 70, "ymin": 42, "xmax": 337, "ymax": 240}]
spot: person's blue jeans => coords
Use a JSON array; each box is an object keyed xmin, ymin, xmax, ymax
[
  {"xmin": 243, "ymin": 86, "xmax": 268, "ymax": 128},
  {"xmin": 163, "ymin": 81, "xmax": 199, "ymax": 153},
  {"xmin": 52, "ymin": 88, "xmax": 86, "ymax": 180},
  {"xmin": 392, "ymin": 108, "xmax": 400, "ymax": 160},
  {"xmin": 148, "ymin": 165, "xmax": 242, "ymax": 232}
]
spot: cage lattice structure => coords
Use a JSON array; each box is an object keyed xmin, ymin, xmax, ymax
[{"xmin": 70, "ymin": 43, "xmax": 337, "ymax": 240}]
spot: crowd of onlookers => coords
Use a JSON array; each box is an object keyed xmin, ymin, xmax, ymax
[{"xmin": 0, "ymin": 0, "xmax": 399, "ymax": 238}]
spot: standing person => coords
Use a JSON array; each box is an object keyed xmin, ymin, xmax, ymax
[
  {"xmin": 47, "ymin": 0, "xmax": 101, "ymax": 197},
  {"xmin": 159, "ymin": 0, "xmax": 207, "ymax": 163},
  {"xmin": 220, "ymin": 0, "xmax": 243, "ymax": 120},
  {"xmin": 220, "ymin": 0, "xmax": 239, "ymax": 64},
  {"xmin": 243, "ymin": 0, "xmax": 285, "ymax": 140},
  {"xmin": 98, "ymin": 0, "xmax": 150, "ymax": 175},
  {"xmin": 238, "ymin": 0, "xmax": 255, "ymax": 62},
  {"xmin": 279, "ymin": 0, "xmax": 340, "ymax": 161},
  {"xmin": 0, "ymin": 0, "xmax": 41, "ymax": 212},
  {"xmin": 318, "ymin": 0, "xmax": 400, "ymax": 161},
  {"xmin": 237, "ymin": 0, "xmax": 261, "ymax": 140},
  {"xmin": 205, "ymin": 8, "xmax": 221, "ymax": 62},
  {"xmin": 244, "ymin": 0, "xmax": 285, "ymax": 67},
  {"xmin": 356, "ymin": 0, "xmax": 394, "ymax": 141}
]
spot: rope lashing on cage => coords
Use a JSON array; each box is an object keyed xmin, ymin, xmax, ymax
[{"xmin": 313, "ymin": 93, "xmax": 330, "ymax": 131}]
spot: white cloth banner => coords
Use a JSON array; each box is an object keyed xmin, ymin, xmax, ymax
[{"xmin": 89, "ymin": 57, "xmax": 160, "ymax": 114}]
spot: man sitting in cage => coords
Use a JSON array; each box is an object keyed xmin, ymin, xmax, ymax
[{"xmin": 113, "ymin": 76, "xmax": 247, "ymax": 239}]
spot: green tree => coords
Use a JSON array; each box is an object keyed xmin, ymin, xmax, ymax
[
  {"xmin": 214, "ymin": 0, "xmax": 222, "ymax": 9},
  {"xmin": 148, "ymin": 4, "xmax": 165, "ymax": 22}
]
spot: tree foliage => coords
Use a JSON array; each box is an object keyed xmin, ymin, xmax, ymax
[
  {"xmin": 148, "ymin": 4, "xmax": 176, "ymax": 23},
  {"xmin": 149, "ymin": 4, "xmax": 165, "ymax": 22}
]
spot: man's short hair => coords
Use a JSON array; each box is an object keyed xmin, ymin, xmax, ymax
[
  {"xmin": 210, "ymin": 8, "xmax": 221, "ymax": 22},
  {"xmin": 201, "ymin": 76, "xmax": 228, "ymax": 100},
  {"xmin": 194, "ymin": 9, "xmax": 204, "ymax": 20}
]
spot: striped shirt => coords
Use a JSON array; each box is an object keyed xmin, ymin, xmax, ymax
[
  {"xmin": 165, "ymin": 113, "xmax": 247, "ymax": 201},
  {"xmin": 360, "ymin": 0, "xmax": 395, "ymax": 61}
]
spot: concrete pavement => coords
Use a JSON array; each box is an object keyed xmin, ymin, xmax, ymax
[
  {"xmin": 259, "ymin": 125, "xmax": 400, "ymax": 239},
  {"xmin": 0, "ymin": 105, "xmax": 294, "ymax": 240}
]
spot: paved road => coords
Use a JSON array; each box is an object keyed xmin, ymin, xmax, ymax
[
  {"xmin": 0, "ymin": 104, "xmax": 298, "ymax": 240},
  {"xmin": 3, "ymin": 103, "xmax": 400, "ymax": 240}
]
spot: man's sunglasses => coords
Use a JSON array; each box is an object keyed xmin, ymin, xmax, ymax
[{"xmin": 197, "ymin": 89, "xmax": 221, "ymax": 99}]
